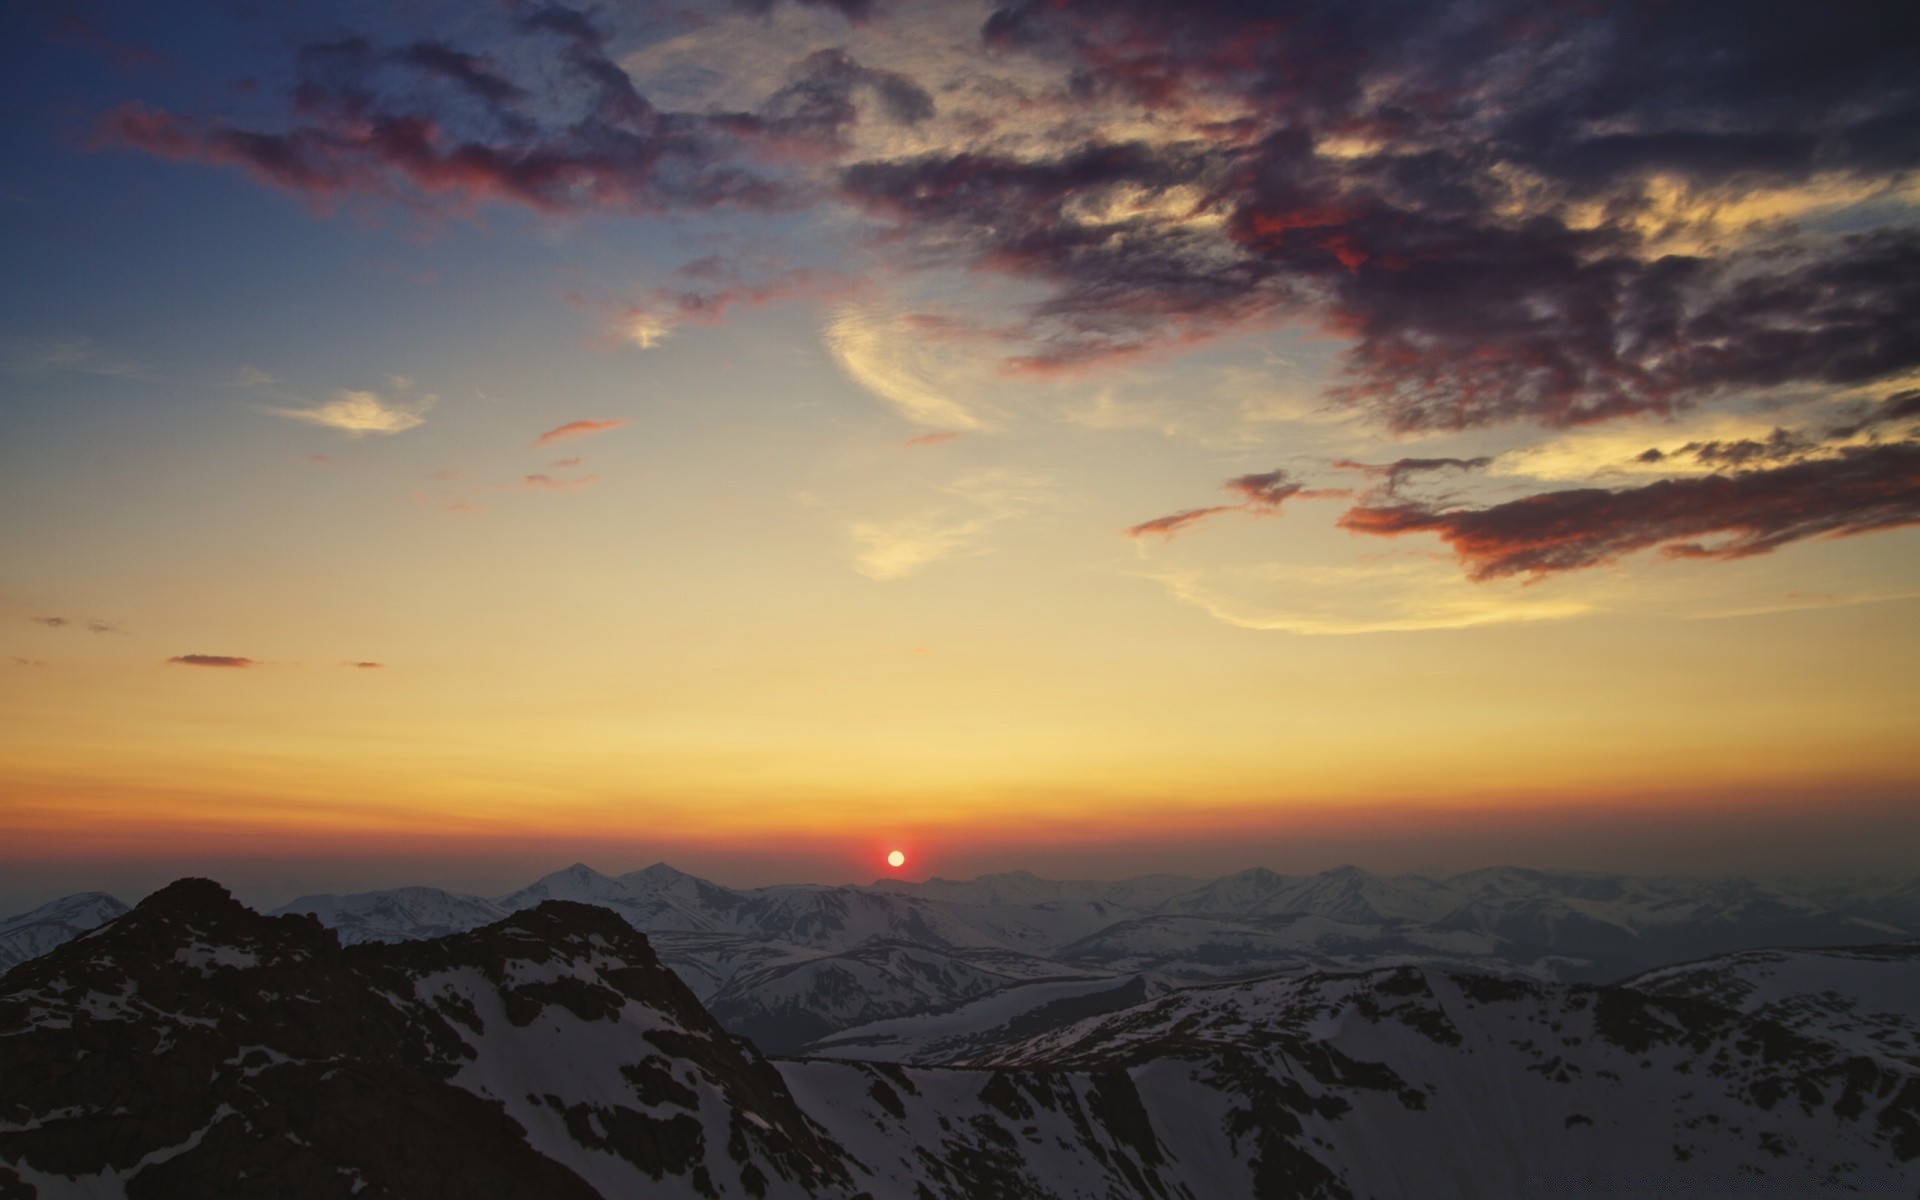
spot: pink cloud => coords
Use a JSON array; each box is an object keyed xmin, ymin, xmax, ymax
[{"xmin": 531, "ymin": 419, "xmax": 628, "ymax": 448}]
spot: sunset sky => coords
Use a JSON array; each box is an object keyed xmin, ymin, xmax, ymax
[{"xmin": 3, "ymin": 0, "xmax": 1916, "ymax": 907}]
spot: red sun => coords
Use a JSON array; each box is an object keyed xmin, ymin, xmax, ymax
[{"xmin": 886, "ymin": 849, "xmax": 906, "ymax": 868}]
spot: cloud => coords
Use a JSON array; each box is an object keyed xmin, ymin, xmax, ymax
[
  {"xmin": 548, "ymin": 457, "xmax": 584, "ymax": 469},
  {"xmin": 96, "ymin": 5, "xmax": 799, "ymax": 217},
  {"xmin": 1340, "ymin": 442, "xmax": 1920, "ymax": 580},
  {"xmin": 1333, "ymin": 456, "xmax": 1493, "ymax": 499},
  {"xmin": 344, "ymin": 661, "xmax": 385, "ymax": 669},
  {"xmin": 87, "ymin": 0, "xmax": 1920, "ymax": 579},
  {"xmin": 1125, "ymin": 505, "xmax": 1237, "ymax": 539},
  {"xmin": 517, "ymin": 473, "xmax": 601, "ymax": 491},
  {"xmin": 28, "ymin": 615, "xmax": 122, "ymax": 633},
  {"xmin": 824, "ymin": 304, "xmax": 994, "ymax": 429},
  {"xmin": 901, "ymin": 431, "xmax": 961, "ymax": 448},
  {"xmin": 531, "ymin": 418, "xmax": 628, "ymax": 448},
  {"xmin": 0, "ymin": 335, "xmax": 148, "ymax": 379},
  {"xmin": 168, "ymin": 654, "xmax": 255, "ymax": 668},
  {"xmin": 826, "ymin": 0, "xmax": 1920, "ymax": 434},
  {"xmin": 850, "ymin": 468, "xmax": 1054, "ymax": 578},
  {"xmin": 270, "ymin": 388, "xmax": 430, "ymax": 436},
  {"xmin": 8, "ymin": 657, "xmax": 48, "ymax": 667},
  {"xmin": 1128, "ymin": 468, "xmax": 1332, "ymax": 539}
]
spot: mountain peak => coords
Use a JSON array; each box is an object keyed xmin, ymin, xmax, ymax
[
  {"xmin": 137, "ymin": 876, "xmax": 243, "ymax": 915},
  {"xmin": 632, "ymin": 861, "xmax": 690, "ymax": 881}
]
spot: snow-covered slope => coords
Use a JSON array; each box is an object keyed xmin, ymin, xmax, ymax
[
  {"xmin": 1626, "ymin": 942, "xmax": 1920, "ymax": 1067},
  {"xmin": 0, "ymin": 892, "xmax": 126, "ymax": 975},
  {"xmin": 941, "ymin": 963, "xmax": 1919, "ymax": 1196},
  {"xmin": 704, "ymin": 940, "xmax": 1105, "ymax": 1053},
  {"xmin": 274, "ymin": 885, "xmax": 507, "ymax": 944},
  {"xmin": 212, "ymin": 861, "xmax": 1920, "ymax": 1059}
]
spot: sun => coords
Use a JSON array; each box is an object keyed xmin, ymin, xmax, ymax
[{"xmin": 886, "ymin": 849, "xmax": 906, "ymax": 868}]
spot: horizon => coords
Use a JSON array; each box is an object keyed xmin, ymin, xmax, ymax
[
  {"xmin": 10, "ymin": 836, "xmax": 1918, "ymax": 918},
  {"xmin": 3, "ymin": 0, "xmax": 1916, "ymax": 907}
]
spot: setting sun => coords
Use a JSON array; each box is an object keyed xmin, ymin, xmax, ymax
[{"xmin": 886, "ymin": 850, "xmax": 906, "ymax": 869}]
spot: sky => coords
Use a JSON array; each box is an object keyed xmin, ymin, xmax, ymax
[{"xmin": 2, "ymin": 0, "xmax": 1916, "ymax": 908}]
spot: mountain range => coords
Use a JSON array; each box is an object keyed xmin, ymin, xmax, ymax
[
  {"xmin": 7, "ymin": 863, "xmax": 1916, "ymax": 1060},
  {"xmin": 1, "ymin": 877, "xmax": 1913, "ymax": 1197}
]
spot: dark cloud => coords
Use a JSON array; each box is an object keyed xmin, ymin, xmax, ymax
[
  {"xmin": 1334, "ymin": 456, "xmax": 1492, "ymax": 497},
  {"xmin": 1339, "ymin": 442, "xmax": 1920, "ymax": 580},
  {"xmin": 168, "ymin": 654, "xmax": 255, "ymax": 668},
  {"xmin": 101, "ymin": 6, "xmax": 792, "ymax": 216},
  {"xmin": 721, "ymin": 48, "xmax": 932, "ymax": 151},
  {"xmin": 730, "ymin": 0, "xmax": 881, "ymax": 21},
  {"xmin": 834, "ymin": 1, "xmax": 1920, "ymax": 425},
  {"xmin": 30, "ymin": 616, "xmax": 68, "ymax": 628},
  {"xmin": 1224, "ymin": 469, "xmax": 1304, "ymax": 508},
  {"xmin": 1829, "ymin": 389, "xmax": 1920, "ymax": 440},
  {"xmin": 345, "ymin": 661, "xmax": 385, "ymax": 669}
]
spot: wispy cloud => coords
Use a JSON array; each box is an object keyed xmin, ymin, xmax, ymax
[
  {"xmin": 1127, "ymin": 468, "xmax": 1336, "ymax": 540},
  {"xmin": 849, "ymin": 469, "xmax": 1055, "ymax": 579},
  {"xmin": 902, "ymin": 431, "xmax": 961, "ymax": 448},
  {"xmin": 531, "ymin": 418, "xmax": 627, "ymax": 448},
  {"xmin": 167, "ymin": 654, "xmax": 254, "ymax": 668},
  {"xmin": 270, "ymin": 388, "xmax": 431, "ymax": 436},
  {"xmin": 344, "ymin": 660, "xmax": 384, "ymax": 669},
  {"xmin": 824, "ymin": 304, "xmax": 992, "ymax": 430},
  {"xmin": 516, "ymin": 473, "xmax": 601, "ymax": 492},
  {"xmin": 0, "ymin": 335, "xmax": 148, "ymax": 379},
  {"xmin": 8, "ymin": 657, "xmax": 48, "ymax": 667},
  {"xmin": 28, "ymin": 615, "xmax": 122, "ymax": 633}
]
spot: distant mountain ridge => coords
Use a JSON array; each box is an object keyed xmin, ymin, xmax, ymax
[
  {"xmin": 2, "ymin": 878, "xmax": 1913, "ymax": 1197},
  {"xmin": 0, "ymin": 892, "xmax": 127, "ymax": 975},
  {"xmin": 7, "ymin": 862, "xmax": 1916, "ymax": 1057}
]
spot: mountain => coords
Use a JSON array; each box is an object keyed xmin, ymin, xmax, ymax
[
  {"xmin": 4, "ymin": 880, "xmax": 1914, "ymax": 1198},
  {"xmin": 939, "ymin": 959, "xmax": 1919, "ymax": 1195},
  {"xmin": 275, "ymin": 885, "xmax": 507, "ymax": 945},
  {"xmin": 0, "ymin": 879, "xmax": 858, "ymax": 1198},
  {"xmin": 0, "ymin": 892, "xmax": 127, "ymax": 975},
  {"xmin": 872, "ymin": 869, "xmax": 1202, "ymax": 910},
  {"xmin": 704, "ymin": 941, "xmax": 1106, "ymax": 1054},
  {"xmin": 240, "ymin": 862, "xmax": 1920, "ymax": 1057},
  {"xmin": 1625, "ymin": 943, "xmax": 1920, "ymax": 1066}
]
